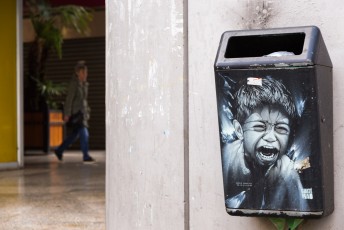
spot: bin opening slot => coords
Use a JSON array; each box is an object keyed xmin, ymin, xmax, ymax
[{"xmin": 225, "ymin": 33, "xmax": 305, "ymax": 58}]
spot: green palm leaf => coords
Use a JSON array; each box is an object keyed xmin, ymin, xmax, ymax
[
  {"xmin": 27, "ymin": 0, "xmax": 93, "ymax": 59},
  {"xmin": 25, "ymin": 0, "xmax": 93, "ymax": 110}
]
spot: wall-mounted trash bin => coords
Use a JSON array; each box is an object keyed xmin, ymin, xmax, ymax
[{"xmin": 214, "ymin": 26, "xmax": 333, "ymax": 218}]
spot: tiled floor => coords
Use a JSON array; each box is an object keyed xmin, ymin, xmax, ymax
[{"xmin": 0, "ymin": 151, "xmax": 105, "ymax": 230}]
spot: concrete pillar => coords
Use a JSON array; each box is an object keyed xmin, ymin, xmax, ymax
[{"xmin": 106, "ymin": 1, "xmax": 186, "ymax": 229}]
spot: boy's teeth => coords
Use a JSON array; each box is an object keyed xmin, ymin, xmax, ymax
[{"xmin": 260, "ymin": 153, "xmax": 274, "ymax": 160}]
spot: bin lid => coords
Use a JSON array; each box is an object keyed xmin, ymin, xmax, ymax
[{"xmin": 214, "ymin": 26, "xmax": 332, "ymax": 70}]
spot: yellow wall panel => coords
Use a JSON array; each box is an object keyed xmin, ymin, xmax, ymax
[{"xmin": 0, "ymin": 0, "xmax": 17, "ymax": 162}]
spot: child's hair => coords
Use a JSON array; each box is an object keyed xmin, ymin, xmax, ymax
[
  {"xmin": 74, "ymin": 60, "xmax": 87, "ymax": 73},
  {"xmin": 233, "ymin": 77, "xmax": 296, "ymax": 124}
]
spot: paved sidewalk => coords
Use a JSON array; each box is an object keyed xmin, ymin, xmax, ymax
[{"xmin": 0, "ymin": 151, "xmax": 105, "ymax": 230}]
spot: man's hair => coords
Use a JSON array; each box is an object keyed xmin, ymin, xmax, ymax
[
  {"xmin": 233, "ymin": 77, "xmax": 296, "ymax": 124},
  {"xmin": 75, "ymin": 60, "xmax": 87, "ymax": 73}
]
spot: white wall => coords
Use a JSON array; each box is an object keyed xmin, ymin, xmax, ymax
[{"xmin": 107, "ymin": 0, "xmax": 344, "ymax": 229}]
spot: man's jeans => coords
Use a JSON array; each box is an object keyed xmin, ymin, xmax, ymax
[{"xmin": 55, "ymin": 126, "xmax": 90, "ymax": 160}]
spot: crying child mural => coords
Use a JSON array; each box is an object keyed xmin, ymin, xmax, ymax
[{"xmin": 217, "ymin": 76, "xmax": 311, "ymax": 211}]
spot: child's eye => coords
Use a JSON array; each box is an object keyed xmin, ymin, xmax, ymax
[
  {"xmin": 274, "ymin": 124, "xmax": 290, "ymax": 134},
  {"xmin": 252, "ymin": 123, "xmax": 267, "ymax": 132}
]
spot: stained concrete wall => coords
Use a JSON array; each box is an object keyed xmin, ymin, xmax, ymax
[
  {"xmin": 106, "ymin": 1, "xmax": 186, "ymax": 229},
  {"xmin": 189, "ymin": 0, "xmax": 343, "ymax": 229},
  {"xmin": 107, "ymin": 0, "xmax": 344, "ymax": 229}
]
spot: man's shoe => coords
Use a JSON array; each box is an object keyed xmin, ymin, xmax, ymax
[
  {"xmin": 54, "ymin": 150, "xmax": 63, "ymax": 161},
  {"xmin": 83, "ymin": 157, "xmax": 95, "ymax": 164}
]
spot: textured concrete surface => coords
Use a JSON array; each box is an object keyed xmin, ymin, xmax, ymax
[
  {"xmin": 106, "ymin": 1, "xmax": 186, "ymax": 229},
  {"xmin": 0, "ymin": 151, "xmax": 105, "ymax": 230}
]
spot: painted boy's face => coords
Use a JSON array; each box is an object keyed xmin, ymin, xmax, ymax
[{"xmin": 242, "ymin": 105, "xmax": 290, "ymax": 167}]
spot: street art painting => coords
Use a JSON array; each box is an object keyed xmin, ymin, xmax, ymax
[{"xmin": 215, "ymin": 71, "xmax": 323, "ymax": 214}]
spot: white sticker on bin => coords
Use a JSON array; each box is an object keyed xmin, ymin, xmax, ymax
[{"xmin": 247, "ymin": 77, "xmax": 262, "ymax": 86}]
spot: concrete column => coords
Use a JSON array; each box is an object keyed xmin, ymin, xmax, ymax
[{"xmin": 106, "ymin": 1, "xmax": 186, "ymax": 229}]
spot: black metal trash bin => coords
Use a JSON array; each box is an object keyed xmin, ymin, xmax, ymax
[{"xmin": 214, "ymin": 26, "xmax": 333, "ymax": 218}]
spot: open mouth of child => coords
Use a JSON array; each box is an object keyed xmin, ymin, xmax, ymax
[{"xmin": 256, "ymin": 146, "xmax": 279, "ymax": 163}]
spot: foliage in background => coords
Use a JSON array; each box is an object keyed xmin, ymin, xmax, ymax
[
  {"xmin": 25, "ymin": 0, "xmax": 93, "ymax": 110},
  {"xmin": 269, "ymin": 218, "xmax": 305, "ymax": 230},
  {"xmin": 31, "ymin": 77, "xmax": 67, "ymax": 109}
]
